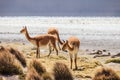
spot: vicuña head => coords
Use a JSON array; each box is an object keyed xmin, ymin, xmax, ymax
[
  {"xmin": 62, "ymin": 40, "xmax": 73, "ymax": 52},
  {"xmin": 20, "ymin": 26, "xmax": 27, "ymax": 34}
]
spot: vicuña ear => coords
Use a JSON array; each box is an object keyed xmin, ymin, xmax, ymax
[
  {"xmin": 25, "ymin": 26, "xmax": 27, "ymax": 29},
  {"xmin": 62, "ymin": 40, "xmax": 65, "ymax": 43},
  {"xmin": 66, "ymin": 40, "xmax": 68, "ymax": 43}
]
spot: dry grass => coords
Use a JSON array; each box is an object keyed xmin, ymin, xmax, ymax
[
  {"xmin": 0, "ymin": 76, "xmax": 5, "ymax": 80},
  {"xmin": 19, "ymin": 73, "xmax": 26, "ymax": 80},
  {"xmin": 25, "ymin": 68, "xmax": 42, "ymax": 80},
  {"xmin": 48, "ymin": 55, "xmax": 67, "ymax": 60},
  {"xmin": 42, "ymin": 72, "xmax": 54, "ymax": 80},
  {"xmin": 8, "ymin": 47, "xmax": 26, "ymax": 67},
  {"xmin": 1, "ymin": 42, "xmax": 120, "ymax": 80},
  {"xmin": 53, "ymin": 62, "xmax": 73, "ymax": 80},
  {"xmin": 93, "ymin": 66, "xmax": 120, "ymax": 80},
  {"xmin": 105, "ymin": 58, "xmax": 120, "ymax": 64},
  {"xmin": 78, "ymin": 57, "xmax": 102, "ymax": 69},
  {"xmin": 29, "ymin": 59, "xmax": 46, "ymax": 75},
  {"xmin": 27, "ymin": 59, "xmax": 54, "ymax": 80},
  {"xmin": 0, "ymin": 46, "xmax": 23, "ymax": 75}
]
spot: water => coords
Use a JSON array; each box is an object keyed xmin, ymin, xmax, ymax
[{"xmin": 0, "ymin": 16, "xmax": 120, "ymax": 51}]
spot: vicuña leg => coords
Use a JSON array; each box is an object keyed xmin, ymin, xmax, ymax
[
  {"xmin": 48, "ymin": 44, "xmax": 52, "ymax": 57},
  {"xmin": 36, "ymin": 41, "xmax": 40, "ymax": 58},
  {"xmin": 51, "ymin": 42, "xmax": 58, "ymax": 55},
  {"xmin": 38, "ymin": 47, "xmax": 40, "ymax": 58},
  {"xmin": 74, "ymin": 53, "xmax": 78, "ymax": 70},
  {"xmin": 36, "ymin": 47, "xmax": 39, "ymax": 58},
  {"xmin": 57, "ymin": 42, "xmax": 61, "ymax": 50},
  {"xmin": 70, "ymin": 54, "xmax": 73, "ymax": 69}
]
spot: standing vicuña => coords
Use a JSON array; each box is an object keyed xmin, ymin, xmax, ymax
[
  {"xmin": 62, "ymin": 36, "xmax": 80, "ymax": 70},
  {"xmin": 20, "ymin": 26, "xmax": 58, "ymax": 58},
  {"xmin": 47, "ymin": 27, "xmax": 63, "ymax": 51}
]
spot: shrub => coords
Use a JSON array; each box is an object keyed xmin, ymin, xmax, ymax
[
  {"xmin": 8, "ymin": 47, "xmax": 26, "ymax": 67},
  {"xmin": 0, "ymin": 46, "xmax": 23, "ymax": 75},
  {"xmin": 29, "ymin": 59, "xmax": 46, "ymax": 75},
  {"xmin": 93, "ymin": 66, "xmax": 120, "ymax": 80},
  {"xmin": 53, "ymin": 62, "xmax": 73, "ymax": 80},
  {"xmin": 25, "ymin": 68, "xmax": 42, "ymax": 80},
  {"xmin": 42, "ymin": 72, "xmax": 54, "ymax": 80},
  {"xmin": 19, "ymin": 73, "xmax": 26, "ymax": 80}
]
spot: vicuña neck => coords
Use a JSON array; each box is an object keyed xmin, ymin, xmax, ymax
[
  {"xmin": 56, "ymin": 33, "xmax": 63, "ymax": 44},
  {"xmin": 24, "ymin": 29, "xmax": 31, "ymax": 41},
  {"xmin": 67, "ymin": 43, "xmax": 74, "ymax": 51}
]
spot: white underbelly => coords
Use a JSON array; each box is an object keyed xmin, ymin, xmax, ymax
[{"xmin": 30, "ymin": 40, "xmax": 50, "ymax": 47}]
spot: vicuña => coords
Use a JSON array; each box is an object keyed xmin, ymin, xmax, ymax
[
  {"xmin": 62, "ymin": 36, "xmax": 80, "ymax": 70},
  {"xmin": 20, "ymin": 26, "xmax": 58, "ymax": 58}
]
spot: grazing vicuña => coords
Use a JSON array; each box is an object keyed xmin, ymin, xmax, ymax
[{"xmin": 62, "ymin": 36, "xmax": 80, "ymax": 70}]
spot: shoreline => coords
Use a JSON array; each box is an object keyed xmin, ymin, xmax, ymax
[
  {"xmin": 0, "ymin": 38, "xmax": 120, "ymax": 58},
  {"xmin": 1, "ymin": 37, "xmax": 120, "ymax": 54}
]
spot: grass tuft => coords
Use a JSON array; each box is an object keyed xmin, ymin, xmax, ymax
[
  {"xmin": 0, "ymin": 46, "xmax": 23, "ymax": 75},
  {"xmin": 29, "ymin": 59, "xmax": 46, "ymax": 75},
  {"xmin": 8, "ymin": 47, "xmax": 26, "ymax": 67},
  {"xmin": 42, "ymin": 72, "xmax": 54, "ymax": 80},
  {"xmin": 19, "ymin": 73, "xmax": 26, "ymax": 80},
  {"xmin": 25, "ymin": 68, "xmax": 42, "ymax": 80},
  {"xmin": 93, "ymin": 66, "xmax": 120, "ymax": 80},
  {"xmin": 105, "ymin": 58, "xmax": 120, "ymax": 64},
  {"xmin": 53, "ymin": 62, "xmax": 73, "ymax": 80}
]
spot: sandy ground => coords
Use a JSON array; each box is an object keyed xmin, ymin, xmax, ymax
[{"xmin": 0, "ymin": 42, "xmax": 120, "ymax": 80}]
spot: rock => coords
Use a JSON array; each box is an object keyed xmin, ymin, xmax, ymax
[
  {"xmin": 111, "ymin": 53, "xmax": 120, "ymax": 58},
  {"xmin": 103, "ymin": 49, "xmax": 106, "ymax": 52},
  {"xmin": 93, "ymin": 52, "xmax": 111, "ymax": 58},
  {"xmin": 22, "ymin": 43, "xmax": 25, "ymax": 45},
  {"xmin": 86, "ymin": 49, "xmax": 89, "ymax": 51},
  {"xmin": 89, "ymin": 50, "xmax": 102, "ymax": 55}
]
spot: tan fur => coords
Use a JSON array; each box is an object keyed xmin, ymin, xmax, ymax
[
  {"xmin": 62, "ymin": 36, "xmax": 80, "ymax": 70},
  {"xmin": 20, "ymin": 26, "xmax": 58, "ymax": 58},
  {"xmin": 47, "ymin": 27, "xmax": 63, "ymax": 51}
]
